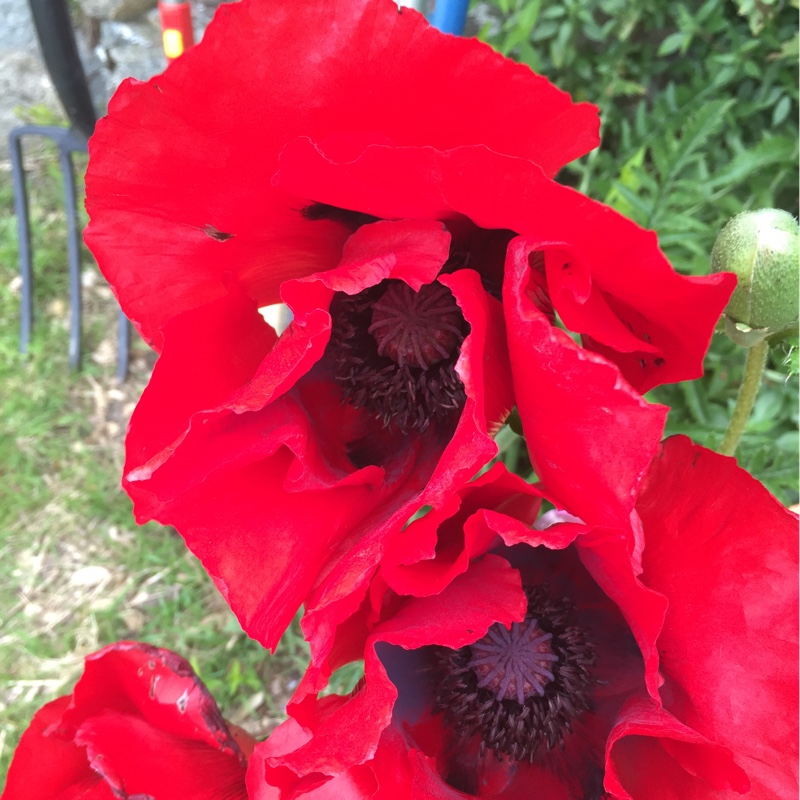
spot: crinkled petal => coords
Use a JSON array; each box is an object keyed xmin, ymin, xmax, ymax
[
  {"xmin": 2, "ymin": 697, "xmax": 113, "ymax": 800},
  {"xmin": 576, "ymin": 529, "xmax": 667, "ymax": 701},
  {"xmin": 381, "ymin": 463, "xmax": 539, "ymax": 597},
  {"xmin": 637, "ymin": 436, "xmax": 799, "ymax": 799},
  {"xmin": 73, "ymin": 713, "xmax": 249, "ymax": 800},
  {"xmin": 3, "ymin": 643, "xmax": 249, "ymax": 800},
  {"xmin": 86, "ymin": 0, "xmax": 597, "ymax": 345},
  {"xmin": 58, "ymin": 643, "xmax": 248, "ymax": 757},
  {"xmin": 605, "ymin": 696, "xmax": 750, "ymax": 799},
  {"xmin": 538, "ymin": 235, "xmax": 735, "ymax": 395},
  {"xmin": 503, "ymin": 236, "xmax": 667, "ymax": 539},
  {"xmin": 249, "ymin": 717, "xmax": 377, "ymax": 800}
]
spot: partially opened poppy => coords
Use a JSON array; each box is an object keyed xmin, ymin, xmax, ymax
[
  {"xmin": 2, "ymin": 642, "xmax": 253, "ymax": 800},
  {"xmin": 251, "ymin": 437, "xmax": 798, "ymax": 799},
  {"xmin": 85, "ymin": 0, "xmax": 734, "ymax": 651}
]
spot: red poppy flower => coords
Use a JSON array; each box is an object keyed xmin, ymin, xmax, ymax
[
  {"xmin": 250, "ymin": 437, "xmax": 798, "ymax": 799},
  {"xmin": 84, "ymin": 0, "xmax": 733, "ymax": 650},
  {"xmin": 2, "ymin": 642, "xmax": 253, "ymax": 800}
]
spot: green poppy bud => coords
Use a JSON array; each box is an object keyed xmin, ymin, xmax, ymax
[{"xmin": 711, "ymin": 209, "xmax": 799, "ymax": 347}]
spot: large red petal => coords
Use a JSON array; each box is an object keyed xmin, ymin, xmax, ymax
[
  {"xmin": 73, "ymin": 713, "xmax": 249, "ymax": 800},
  {"xmin": 128, "ymin": 388, "xmax": 430, "ymax": 649},
  {"xmin": 86, "ymin": 0, "xmax": 597, "ymax": 345},
  {"xmin": 123, "ymin": 291, "xmax": 278, "ymax": 486},
  {"xmin": 503, "ymin": 236, "xmax": 667, "ymax": 541},
  {"xmin": 250, "ymin": 716, "xmax": 378, "ymax": 800},
  {"xmin": 1, "ymin": 697, "xmax": 113, "ymax": 800},
  {"xmin": 2, "ymin": 643, "xmax": 250, "ymax": 800},
  {"xmin": 371, "ymin": 554, "xmax": 526, "ymax": 650},
  {"xmin": 538, "ymin": 234, "xmax": 735, "ymax": 396},
  {"xmin": 576, "ymin": 530, "xmax": 667, "ymax": 701},
  {"xmin": 605, "ymin": 696, "xmax": 750, "ymax": 799},
  {"xmin": 636, "ymin": 436, "xmax": 799, "ymax": 800},
  {"xmin": 58, "ymin": 643, "xmax": 248, "ymax": 758}
]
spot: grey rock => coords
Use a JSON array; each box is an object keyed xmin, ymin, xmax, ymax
[{"xmin": 78, "ymin": 0, "xmax": 158, "ymax": 23}]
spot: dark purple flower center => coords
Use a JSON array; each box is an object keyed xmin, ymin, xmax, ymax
[
  {"xmin": 326, "ymin": 280, "xmax": 468, "ymax": 435},
  {"xmin": 434, "ymin": 584, "xmax": 597, "ymax": 763},
  {"xmin": 467, "ymin": 618, "xmax": 558, "ymax": 705},
  {"xmin": 369, "ymin": 282, "xmax": 464, "ymax": 370}
]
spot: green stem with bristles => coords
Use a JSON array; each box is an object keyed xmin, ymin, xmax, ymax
[{"xmin": 719, "ymin": 340, "xmax": 769, "ymax": 457}]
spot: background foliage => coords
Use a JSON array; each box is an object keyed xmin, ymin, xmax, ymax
[
  {"xmin": 1, "ymin": 0, "xmax": 797, "ymax": 784},
  {"xmin": 479, "ymin": 0, "xmax": 799, "ymax": 502}
]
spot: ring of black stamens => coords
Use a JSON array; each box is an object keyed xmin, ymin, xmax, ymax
[
  {"xmin": 326, "ymin": 280, "xmax": 468, "ymax": 434},
  {"xmin": 433, "ymin": 584, "xmax": 597, "ymax": 762}
]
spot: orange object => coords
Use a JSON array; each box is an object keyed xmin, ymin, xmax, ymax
[{"xmin": 158, "ymin": 1, "xmax": 195, "ymax": 62}]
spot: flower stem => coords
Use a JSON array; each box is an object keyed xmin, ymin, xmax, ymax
[{"xmin": 719, "ymin": 340, "xmax": 769, "ymax": 457}]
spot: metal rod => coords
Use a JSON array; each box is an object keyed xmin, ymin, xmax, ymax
[
  {"xmin": 117, "ymin": 311, "xmax": 130, "ymax": 380},
  {"xmin": 60, "ymin": 146, "xmax": 83, "ymax": 370},
  {"xmin": 28, "ymin": 0, "xmax": 97, "ymax": 138},
  {"xmin": 9, "ymin": 130, "xmax": 34, "ymax": 355}
]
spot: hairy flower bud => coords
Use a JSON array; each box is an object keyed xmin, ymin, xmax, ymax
[{"xmin": 711, "ymin": 209, "xmax": 799, "ymax": 346}]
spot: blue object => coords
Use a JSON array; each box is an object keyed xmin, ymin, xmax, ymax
[{"xmin": 429, "ymin": 0, "xmax": 469, "ymax": 35}]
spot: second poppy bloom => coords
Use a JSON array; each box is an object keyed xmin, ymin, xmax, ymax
[{"xmin": 250, "ymin": 438, "xmax": 798, "ymax": 799}]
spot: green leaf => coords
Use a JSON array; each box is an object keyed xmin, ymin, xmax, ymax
[
  {"xmin": 709, "ymin": 136, "xmax": 798, "ymax": 190},
  {"xmin": 782, "ymin": 336, "xmax": 799, "ymax": 376},
  {"xmin": 603, "ymin": 146, "xmax": 645, "ymax": 216},
  {"xmin": 670, "ymin": 99, "xmax": 735, "ymax": 175},
  {"xmin": 658, "ymin": 31, "xmax": 686, "ymax": 56},
  {"xmin": 606, "ymin": 182, "xmax": 651, "ymax": 222},
  {"xmin": 772, "ymin": 94, "xmax": 792, "ymax": 125}
]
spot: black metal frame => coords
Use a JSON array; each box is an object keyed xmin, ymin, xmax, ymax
[{"xmin": 11, "ymin": 0, "xmax": 130, "ymax": 379}]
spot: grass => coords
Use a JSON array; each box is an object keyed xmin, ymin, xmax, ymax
[{"xmin": 0, "ymin": 137, "xmax": 309, "ymax": 784}]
